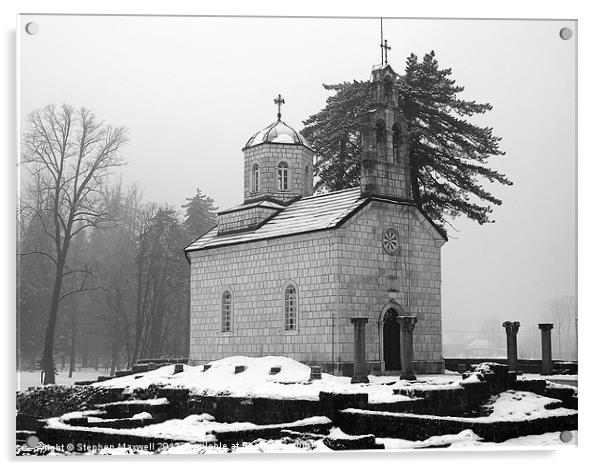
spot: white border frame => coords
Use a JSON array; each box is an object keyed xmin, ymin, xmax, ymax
[{"xmin": 3, "ymin": 1, "xmax": 597, "ymax": 467}]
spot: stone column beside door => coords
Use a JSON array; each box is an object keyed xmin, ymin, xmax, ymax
[
  {"xmin": 350, "ymin": 317, "xmax": 369, "ymax": 384},
  {"xmin": 538, "ymin": 323, "xmax": 554, "ymax": 375},
  {"xmin": 398, "ymin": 316, "xmax": 418, "ymax": 380},
  {"xmin": 502, "ymin": 321, "xmax": 520, "ymax": 372}
]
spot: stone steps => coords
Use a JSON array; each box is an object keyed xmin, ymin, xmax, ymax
[
  {"xmin": 26, "ymin": 363, "xmax": 578, "ymax": 451},
  {"xmin": 337, "ymin": 408, "xmax": 578, "ymax": 443},
  {"xmin": 73, "ymin": 362, "xmax": 187, "ymax": 385},
  {"xmin": 63, "ymin": 415, "xmax": 157, "ymax": 430},
  {"xmin": 37, "ymin": 426, "xmax": 188, "ymax": 451},
  {"xmin": 94, "ymin": 400, "xmax": 171, "ymax": 420},
  {"xmin": 212, "ymin": 417, "xmax": 332, "ymax": 445},
  {"xmin": 323, "ymin": 433, "xmax": 384, "ymax": 451},
  {"xmin": 16, "ymin": 430, "xmax": 36, "ymax": 445}
]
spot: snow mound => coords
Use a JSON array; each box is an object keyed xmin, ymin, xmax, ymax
[
  {"xmin": 92, "ymin": 355, "xmax": 460, "ymax": 403},
  {"xmin": 182, "ymin": 414, "xmax": 215, "ymax": 423},
  {"xmin": 202, "ymin": 356, "xmax": 312, "ymax": 384}
]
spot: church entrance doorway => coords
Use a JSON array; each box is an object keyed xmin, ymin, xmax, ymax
[{"xmin": 383, "ymin": 308, "xmax": 401, "ymax": 370}]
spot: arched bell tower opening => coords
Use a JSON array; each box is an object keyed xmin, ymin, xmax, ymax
[{"xmin": 392, "ymin": 122, "xmax": 402, "ymax": 163}]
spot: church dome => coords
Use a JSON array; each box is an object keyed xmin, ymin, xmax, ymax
[{"xmin": 244, "ymin": 120, "xmax": 311, "ymax": 150}]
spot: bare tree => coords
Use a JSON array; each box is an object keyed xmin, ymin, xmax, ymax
[
  {"xmin": 20, "ymin": 104, "xmax": 127, "ymax": 384},
  {"xmin": 131, "ymin": 202, "xmax": 158, "ymax": 366}
]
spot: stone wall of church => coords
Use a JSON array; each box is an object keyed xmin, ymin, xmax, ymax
[
  {"xmin": 188, "ymin": 230, "xmax": 339, "ymax": 366},
  {"xmin": 189, "ymin": 200, "xmax": 444, "ymax": 375},
  {"xmin": 334, "ymin": 200, "xmax": 445, "ymax": 374}
]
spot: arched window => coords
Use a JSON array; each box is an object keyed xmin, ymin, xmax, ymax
[
  {"xmin": 376, "ymin": 120, "xmax": 386, "ymax": 144},
  {"xmin": 222, "ymin": 290, "xmax": 232, "ymax": 332},
  {"xmin": 383, "ymin": 76, "xmax": 393, "ymax": 101},
  {"xmin": 284, "ymin": 285, "xmax": 297, "ymax": 331},
  {"xmin": 392, "ymin": 123, "xmax": 402, "ymax": 162},
  {"xmin": 277, "ymin": 161, "xmax": 289, "ymax": 191},
  {"xmin": 251, "ymin": 163, "xmax": 260, "ymax": 192},
  {"xmin": 304, "ymin": 165, "xmax": 311, "ymax": 194}
]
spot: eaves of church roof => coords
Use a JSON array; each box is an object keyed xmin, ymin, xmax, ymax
[{"xmin": 184, "ymin": 186, "xmax": 447, "ymax": 258}]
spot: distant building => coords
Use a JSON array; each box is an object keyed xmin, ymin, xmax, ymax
[
  {"xmin": 461, "ymin": 339, "xmax": 505, "ymax": 359},
  {"xmin": 185, "ymin": 63, "xmax": 447, "ymax": 375}
]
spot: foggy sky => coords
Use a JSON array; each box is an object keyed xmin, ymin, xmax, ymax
[{"xmin": 18, "ymin": 15, "xmax": 576, "ymax": 336}]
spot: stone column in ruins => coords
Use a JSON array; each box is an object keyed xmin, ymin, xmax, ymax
[
  {"xmin": 398, "ymin": 316, "xmax": 418, "ymax": 380},
  {"xmin": 502, "ymin": 321, "xmax": 521, "ymax": 372},
  {"xmin": 350, "ymin": 317, "xmax": 370, "ymax": 384},
  {"xmin": 538, "ymin": 323, "xmax": 554, "ymax": 375}
]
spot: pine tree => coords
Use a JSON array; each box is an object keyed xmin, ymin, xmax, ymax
[
  {"xmin": 182, "ymin": 189, "xmax": 218, "ymax": 242},
  {"xmin": 302, "ymin": 51, "xmax": 512, "ymax": 230}
]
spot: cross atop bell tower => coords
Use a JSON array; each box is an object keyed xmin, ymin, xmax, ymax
[
  {"xmin": 274, "ymin": 94, "xmax": 285, "ymax": 121},
  {"xmin": 381, "ymin": 39, "xmax": 391, "ymax": 65},
  {"xmin": 379, "ymin": 18, "xmax": 392, "ymax": 66}
]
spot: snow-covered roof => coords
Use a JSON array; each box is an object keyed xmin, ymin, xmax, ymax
[
  {"xmin": 184, "ymin": 186, "xmax": 447, "ymax": 255},
  {"xmin": 244, "ymin": 120, "xmax": 312, "ymax": 150},
  {"xmin": 185, "ymin": 187, "xmax": 366, "ymax": 253},
  {"xmin": 217, "ymin": 199, "xmax": 285, "ymax": 215}
]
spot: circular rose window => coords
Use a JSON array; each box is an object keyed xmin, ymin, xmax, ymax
[{"xmin": 382, "ymin": 228, "xmax": 400, "ymax": 255}]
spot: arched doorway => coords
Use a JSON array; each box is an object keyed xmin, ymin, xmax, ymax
[{"xmin": 383, "ymin": 308, "xmax": 401, "ymax": 370}]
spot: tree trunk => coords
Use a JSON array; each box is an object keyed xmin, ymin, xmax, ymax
[
  {"xmin": 110, "ymin": 339, "xmax": 119, "ymax": 376},
  {"xmin": 131, "ymin": 255, "xmax": 146, "ymax": 366},
  {"xmin": 68, "ymin": 329, "xmax": 76, "ymax": 378},
  {"xmin": 82, "ymin": 342, "xmax": 89, "ymax": 368},
  {"xmin": 41, "ymin": 257, "xmax": 66, "ymax": 385}
]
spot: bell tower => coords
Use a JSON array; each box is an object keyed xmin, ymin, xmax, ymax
[{"xmin": 360, "ymin": 63, "xmax": 412, "ymax": 201}]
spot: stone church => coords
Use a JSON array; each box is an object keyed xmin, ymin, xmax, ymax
[{"xmin": 185, "ymin": 62, "xmax": 447, "ymax": 375}]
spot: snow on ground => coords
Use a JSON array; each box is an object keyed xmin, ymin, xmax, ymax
[
  {"xmin": 377, "ymin": 429, "xmax": 484, "ymax": 449},
  {"xmin": 17, "ymin": 368, "xmax": 103, "ymax": 391},
  {"xmin": 91, "ymin": 356, "xmax": 453, "ymax": 403},
  {"xmin": 71, "ymin": 438, "xmax": 327, "ymax": 455},
  {"xmin": 74, "ymin": 356, "xmax": 577, "ymax": 405},
  {"xmin": 522, "ymin": 373, "xmax": 578, "ymax": 381},
  {"xmin": 18, "ymin": 356, "xmax": 579, "ymax": 455},
  {"xmin": 41, "ymin": 429, "xmax": 576, "ymax": 455},
  {"xmin": 97, "ymin": 397, "xmax": 169, "ymax": 407},
  {"xmin": 45, "ymin": 413, "xmax": 332, "ymax": 443},
  {"xmin": 378, "ymin": 429, "xmax": 578, "ymax": 449},
  {"xmin": 483, "ymin": 390, "xmax": 567, "ymax": 420},
  {"xmin": 347, "ymin": 389, "xmax": 575, "ymax": 423}
]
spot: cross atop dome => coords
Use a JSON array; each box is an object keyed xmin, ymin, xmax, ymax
[{"xmin": 274, "ymin": 94, "xmax": 285, "ymax": 121}]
